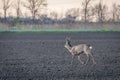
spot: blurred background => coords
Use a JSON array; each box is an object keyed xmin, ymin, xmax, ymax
[{"xmin": 0, "ymin": 0, "xmax": 120, "ymax": 31}]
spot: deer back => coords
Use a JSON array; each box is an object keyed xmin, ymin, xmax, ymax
[{"xmin": 71, "ymin": 44, "xmax": 89, "ymax": 54}]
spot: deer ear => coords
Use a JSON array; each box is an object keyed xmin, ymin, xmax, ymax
[{"xmin": 66, "ymin": 37, "xmax": 71, "ymax": 42}]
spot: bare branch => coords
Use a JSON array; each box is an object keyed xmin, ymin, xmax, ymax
[
  {"xmin": 2, "ymin": 0, "xmax": 12, "ymax": 19},
  {"xmin": 81, "ymin": 0, "xmax": 92, "ymax": 22},
  {"xmin": 93, "ymin": 1, "xmax": 108, "ymax": 22},
  {"xmin": 23, "ymin": 0, "xmax": 47, "ymax": 21},
  {"xmin": 13, "ymin": 0, "xmax": 22, "ymax": 18}
]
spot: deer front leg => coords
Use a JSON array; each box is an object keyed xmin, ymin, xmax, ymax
[
  {"xmin": 78, "ymin": 55, "xmax": 84, "ymax": 64},
  {"xmin": 71, "ymin": 55, "xmax": 75, "ymax": 65}
]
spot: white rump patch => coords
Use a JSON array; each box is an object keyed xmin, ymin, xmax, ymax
[{"xmin": 89, "ymin": 46, "xmax": 92, "ymax": 49}]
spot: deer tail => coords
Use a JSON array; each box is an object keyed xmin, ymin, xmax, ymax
[
  {"xmin": 88, "ymin": 44, "xmax": 92, "ymax": 49},
  {"xmin": 89, "ymin": 46, "xmax": 92, "ymax": 49}
]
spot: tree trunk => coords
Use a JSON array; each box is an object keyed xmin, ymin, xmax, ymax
[{"xmin": 4, "ymin": 10, "xmax": 7, "ymax": 20}]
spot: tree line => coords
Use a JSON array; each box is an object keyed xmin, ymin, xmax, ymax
[
  {"xmin": 0, "ymin": 0, "xmax": 120, "ymax": 23},
  {"xmin": 0, "ymin": 0, "xmax": 47, "ymax": 20}
]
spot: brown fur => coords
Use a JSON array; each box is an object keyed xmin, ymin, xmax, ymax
[{"xmin": 64, "ymin": 39, "xmax": 96, "ymax": 65}]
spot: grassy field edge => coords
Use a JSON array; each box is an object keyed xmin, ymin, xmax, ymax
[{"xmin": 0, "ymin": 29, "xmax": 120, "ymax": 33}]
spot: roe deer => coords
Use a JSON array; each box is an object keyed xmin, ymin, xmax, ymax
[{"xmin": 64, "ymin": 38, "xmax": 96, "ymax": 65}]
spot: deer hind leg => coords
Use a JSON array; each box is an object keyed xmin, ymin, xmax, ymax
[
  {"xmin": 78, "ymin": 55, "xmax": 84, "ymax": 64},
  {"xmin": 85, "ymin": 53, "xmax": 90, "ymax": 65},
  {"xmin": 89, "ymin": 53, "xmax": 96, "ymax": 64}
]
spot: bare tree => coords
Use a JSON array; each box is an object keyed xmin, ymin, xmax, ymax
[
  {"xmin": 93, "ymin": 0, "xmax": 108, "ymax": 22},
  {"xmin": 111, "ymin": 3, "xmax": 117, "ymax": 22},
  {"xmin": 81, "ymin": 0, "xmax": 92, "ymax": 22},
  {"xmin": 65, "ymin": 8, "xmax": 80, "ymax": 18},
  {"xmin": 111, "ymin": 4, "xmax": 120, "ymax": 22},
  {"xmin": 118, "ymin": 5, "xmax": 120, "ymax": 21},
  {"xmin": 13, "ymin": 0, "xmax": 22, "ymax": 19},
  {"xmin": 23, "ymin": 0, "xmax": 47, "ymax": 21},
  {"xmin": 2, "ymin": 0, "xmax": 11, "ymax": 19},
  {"xmin": 50, "ymin": 11, "xmax": 58, "ymax": 19}
]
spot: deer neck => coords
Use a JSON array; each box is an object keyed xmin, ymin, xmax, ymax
[{"xmin": 66, "ymin": 44, "xmax": 72, "ymax": 52}]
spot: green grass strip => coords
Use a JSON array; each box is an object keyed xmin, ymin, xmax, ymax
[{"xmin": 0, "ymin": 29, "xmax": 120, "ymax": 33}]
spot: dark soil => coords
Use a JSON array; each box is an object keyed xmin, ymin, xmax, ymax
[{"xmin": 0, "ymin": 32, "xmax": 120, "ymax": 80}]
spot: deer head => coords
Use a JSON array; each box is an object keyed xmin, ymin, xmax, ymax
[{"xmin": 64, "ymin": 38, "xmax": 72, "ymax": 49}]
